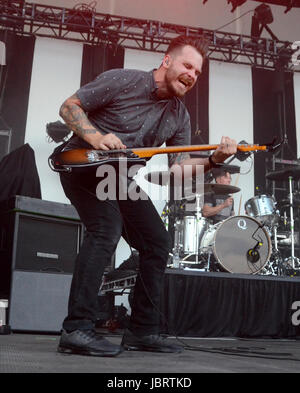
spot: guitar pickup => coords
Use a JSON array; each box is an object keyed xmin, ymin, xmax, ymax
[
  {"xmin": 86, "ymin": 150, "xmax": 102, "ymax": 162},
  {"xmin": 127, "ymin": 152, "xmax": 139, "ymax": 159}
]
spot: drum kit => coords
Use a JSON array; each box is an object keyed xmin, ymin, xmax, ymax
[{"xmin": 145, "ymin": 166, "xmax": 300, "ymax": 276}]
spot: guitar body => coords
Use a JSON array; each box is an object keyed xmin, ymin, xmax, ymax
[{"xmin": 49, "ymin": 148, "xmax": 147, "ymax": 172}]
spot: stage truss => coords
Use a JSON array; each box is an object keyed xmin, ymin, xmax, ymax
[{"xmin": 0, "ymin": 1, "xmax": 299, "ymax": 72}]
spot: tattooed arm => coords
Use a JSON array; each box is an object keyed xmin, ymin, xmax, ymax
[
  {"xmin": 169, "ymin": 136, "xmax": 237, "ymax": 176},
  {"xmin": 59, "ymin": 94, "xmax": 126, "ymax": 150}
]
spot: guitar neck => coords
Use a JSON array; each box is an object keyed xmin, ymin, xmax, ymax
[
  {"xmin": 130, "ymin": 143, "xmax": 266, "ymax": 159},
  {"xmin": 130, "ymin": 144, "xmax": 218, "ymax": 158}
]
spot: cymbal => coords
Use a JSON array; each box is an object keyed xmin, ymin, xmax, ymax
[
  {"xmin": 266, "ymin": 168, "xmax": 300, "ymax": 181},
  {"xmin": 144, "ymin": 171, "xmax": 240, "ymax": 195},
  {"xmin": 203, "ymin": 183, "xmax": 240, "ymax": 195},
  {"xmin": 145, "ymin": 168, "xmax": 241, "ymax": 186},
  {"xmin": 278, "ymin": 198, "xmax": 300, "ymax": 209},
  {"xmin": 177, "ymin": 183, "xmax": 240, "ymax": 200}
]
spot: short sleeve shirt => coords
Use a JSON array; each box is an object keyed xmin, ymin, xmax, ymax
[
  {"xmin": 64, "ymin": 68, "xmax": 191, "ymax": 165},
  {"xmin": 204, "ymin": 193, "xmax": 235, "ymax": 224}
]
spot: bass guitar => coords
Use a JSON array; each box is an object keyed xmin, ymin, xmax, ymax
[{"xmin": 49, "ymin": 139, "xmax": 282, "ymax": 173}]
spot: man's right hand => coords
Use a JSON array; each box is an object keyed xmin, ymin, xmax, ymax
[
  {"xmin": 87, "ymin": 132, "xmax": 127, "ymax": 151},
  {"xmin": 223, "ymin": 197, "xmax": 234, "ymax": 208},
  {"xmin": 59, "ymin": 93, "xmax": 126, "ymax": 151}
]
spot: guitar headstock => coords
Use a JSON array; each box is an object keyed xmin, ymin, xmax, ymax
[
  {"xmin": 238, "ymin": 138, "xmax": 283, "ymax": 153},
  {"xmin": 264, "ymin": 137, "xmax": 284, "ymax": 153},
  {"xmin": 238, "ymin": 144, "xmax": 267, "ymax": 152}
]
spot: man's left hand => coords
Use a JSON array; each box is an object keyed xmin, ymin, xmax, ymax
[{"xmin": 212, "ymin": 136, "xmax": 237, "ymax": 163}]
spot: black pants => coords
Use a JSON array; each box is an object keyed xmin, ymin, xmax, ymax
[{"xmin": 60, "ymin": 170, "xmax": 171, "ymax": 335}]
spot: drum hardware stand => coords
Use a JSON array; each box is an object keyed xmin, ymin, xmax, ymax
[
  {"xmin": 263, "ymin": 223, "xmax": 285, "ymax": 276},
  {"xmin": 284, "ymin": 175, "xmax": 300, "ymax": 270},
  {"xmin": 193, "ymin": 193, "xmax": 202, "ymax": 265},
  {"xmin": 172, "ymin": 218, "xmax": 183, "ymax": 268}
]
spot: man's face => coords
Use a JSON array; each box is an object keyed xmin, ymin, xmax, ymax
[
  {"xmin": 216, "ymin": 172, "xmax": 232, "ymax": 185},
  {"xmin": 164, "ymin": 45, "xmax": 203, "ymax": 98}
]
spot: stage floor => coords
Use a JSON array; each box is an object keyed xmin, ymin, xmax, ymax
[{"xmin": 1, "ymin": 331, "xmax": 300, "ymax": 374}]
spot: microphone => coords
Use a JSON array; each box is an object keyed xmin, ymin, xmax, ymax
[{"xmin": 247, "ymin": 241, "xmax": 263, "ymax": 263}]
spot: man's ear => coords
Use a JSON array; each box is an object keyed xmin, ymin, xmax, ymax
[{"xmin": 163, "ymin": 54, "xmax": 171, "ymax": 68}]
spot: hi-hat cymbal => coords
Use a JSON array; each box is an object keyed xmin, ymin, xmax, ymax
[
  {"xmin": 266, "ymin": 168, "xmax": 300, "ymax": 181},
  {"xmin": 277, "ymin": 198, "xmax": 300, "ymax": 209}
]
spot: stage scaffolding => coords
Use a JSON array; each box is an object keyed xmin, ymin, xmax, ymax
[{"xmin": 0, "ymin": 0, "xmax": 299, "ymax": 72}]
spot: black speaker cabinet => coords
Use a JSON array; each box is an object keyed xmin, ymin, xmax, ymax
[{"xmin": 0, "ymin": 196, "xmax": 84, "ymax": 332}]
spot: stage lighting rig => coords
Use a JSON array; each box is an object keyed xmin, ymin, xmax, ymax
[
  {"xmin": 284, "ymin": 0, "xmax": 296, "ymax": 14},
  {"xmin": 227, "ymin": 0, "xmax": 247, "ymax": 12},
  {"xmin": 203, "ymin": 0, "xmax": 247, "ymax": 12}
]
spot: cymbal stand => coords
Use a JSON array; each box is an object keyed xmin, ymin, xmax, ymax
[
  {"xmin": 286, "ymin": 175, "xmax": 299, "ymax": 269},
  {"xmin": 267, "ymin": 223, "xmax": 284, "ymax": 276},
  {"xmin": 172, "ymin": 219, "xmax": 182, "ymax": 268},
  {"xmin": 194, "ymin": 194, "xmax": 202, "ymax": 265}
]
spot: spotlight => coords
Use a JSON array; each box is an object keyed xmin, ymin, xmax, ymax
[
  {"xmin": 251, "ymin": 3, "xmax": 278, "ymax": 41},
  {"xmin": 253, "ymin": 3, "xmax": 274, "ymax": 25}
]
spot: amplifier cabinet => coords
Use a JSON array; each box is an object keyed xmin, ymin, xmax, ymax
[{"xmin": 0, "ymin": 197, "xmax": 84, "ymax": 332}]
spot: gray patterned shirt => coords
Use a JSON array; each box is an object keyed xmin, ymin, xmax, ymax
[{"xmin": 65, "ymin": 68, "xmax": 191, "ymax": 166}]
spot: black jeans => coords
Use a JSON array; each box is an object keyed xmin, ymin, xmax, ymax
[{"xmin": 60, "ymin": 170, "xmax": 171, "ymax": 335}]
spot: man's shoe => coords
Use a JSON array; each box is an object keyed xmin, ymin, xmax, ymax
[
  {"xmin": 58, "ymin": 329, "xmax": 123, "ymax": 357},
  {"xmin": 121, "ymin": 329, "xmax": 183, "ymax": 353}
]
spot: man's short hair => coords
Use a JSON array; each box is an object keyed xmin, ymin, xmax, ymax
[
  {"xmin": 212, "ymin": 168, "xmax": 229, "ymax": 179},
  {"xmin": 166, "ymin": 35, "xmax": 209, "ymax": 61}
]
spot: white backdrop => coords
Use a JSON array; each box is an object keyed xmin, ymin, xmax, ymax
[
  {"xmin": 25, "ymin": 37, "xmax": 83, "ymax": 204},
  {"xmin": 209, "ymin": 61, "xmax": 255, "ymax": 215},
  {"xmin": 294, "ymin": 73, "xmax": 300, "ymax": 158}
]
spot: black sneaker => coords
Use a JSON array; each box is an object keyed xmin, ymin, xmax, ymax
[
  {"xmin": 121, "ymin": 329, "xmax": 183, "ymax": 353},
  {"xmin": 58, "ymin": 329, "xmax": 123, "ymax": 357}
]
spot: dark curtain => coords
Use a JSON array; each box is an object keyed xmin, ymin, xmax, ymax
[
  {"xmin": 0, "ymin": 31, "xmax": 35, "ymax": 152},
  {"xmin": 80, "ymin": 42, "xmax": 125, "ymax": 86},
  {"xmin": 161, "ymin": 270, "xmax": 300, "ymax": 338},
  {"xmin": 252, "ymin": 68, "xmax": 297, "ymax": 198},
  {"xmin": 0, "ymin": 143, "xmax": 41, "ymax": 203},
  {"xmin": 182, "ymin": 59, "xmax": 209, "ymax": 150}
]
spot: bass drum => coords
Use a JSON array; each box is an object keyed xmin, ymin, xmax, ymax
[{"xmin": 200, "ymin": 216, "xmax": 272, "ymax": 274}]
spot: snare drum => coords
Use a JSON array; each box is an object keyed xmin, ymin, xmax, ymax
[
  {"xmin": 200, "ymin": 215, "xmax": 272, "ymax": 274},
  {"xmin": 245, "ymin": 195, "xmax": 279, "ymax": 227},
  {"xmin": 181, "ymin": 216, "xmax": 208, "ymax": 254}
]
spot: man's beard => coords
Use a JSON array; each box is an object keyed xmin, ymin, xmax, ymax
[{"xmin": 164, "ymin": 71, "xmax": 185, "ymax": 98}]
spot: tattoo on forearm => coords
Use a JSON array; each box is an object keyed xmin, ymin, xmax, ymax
[
  {"xmin": 168, "ymin": 152, "xmax": 190, "ymax": 167},
  {"xmin": 60, "ymin": 101, "xmax": 98, "ymax": 137}
]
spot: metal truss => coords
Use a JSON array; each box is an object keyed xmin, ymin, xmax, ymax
[{"xmin": 0, "ymin": 0, "xmax": 299, "ymax": 72}]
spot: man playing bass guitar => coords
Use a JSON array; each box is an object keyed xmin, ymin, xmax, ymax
[{"xmin": 54, "ymin": 35, "xmax": 237, "ymax": 357}]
